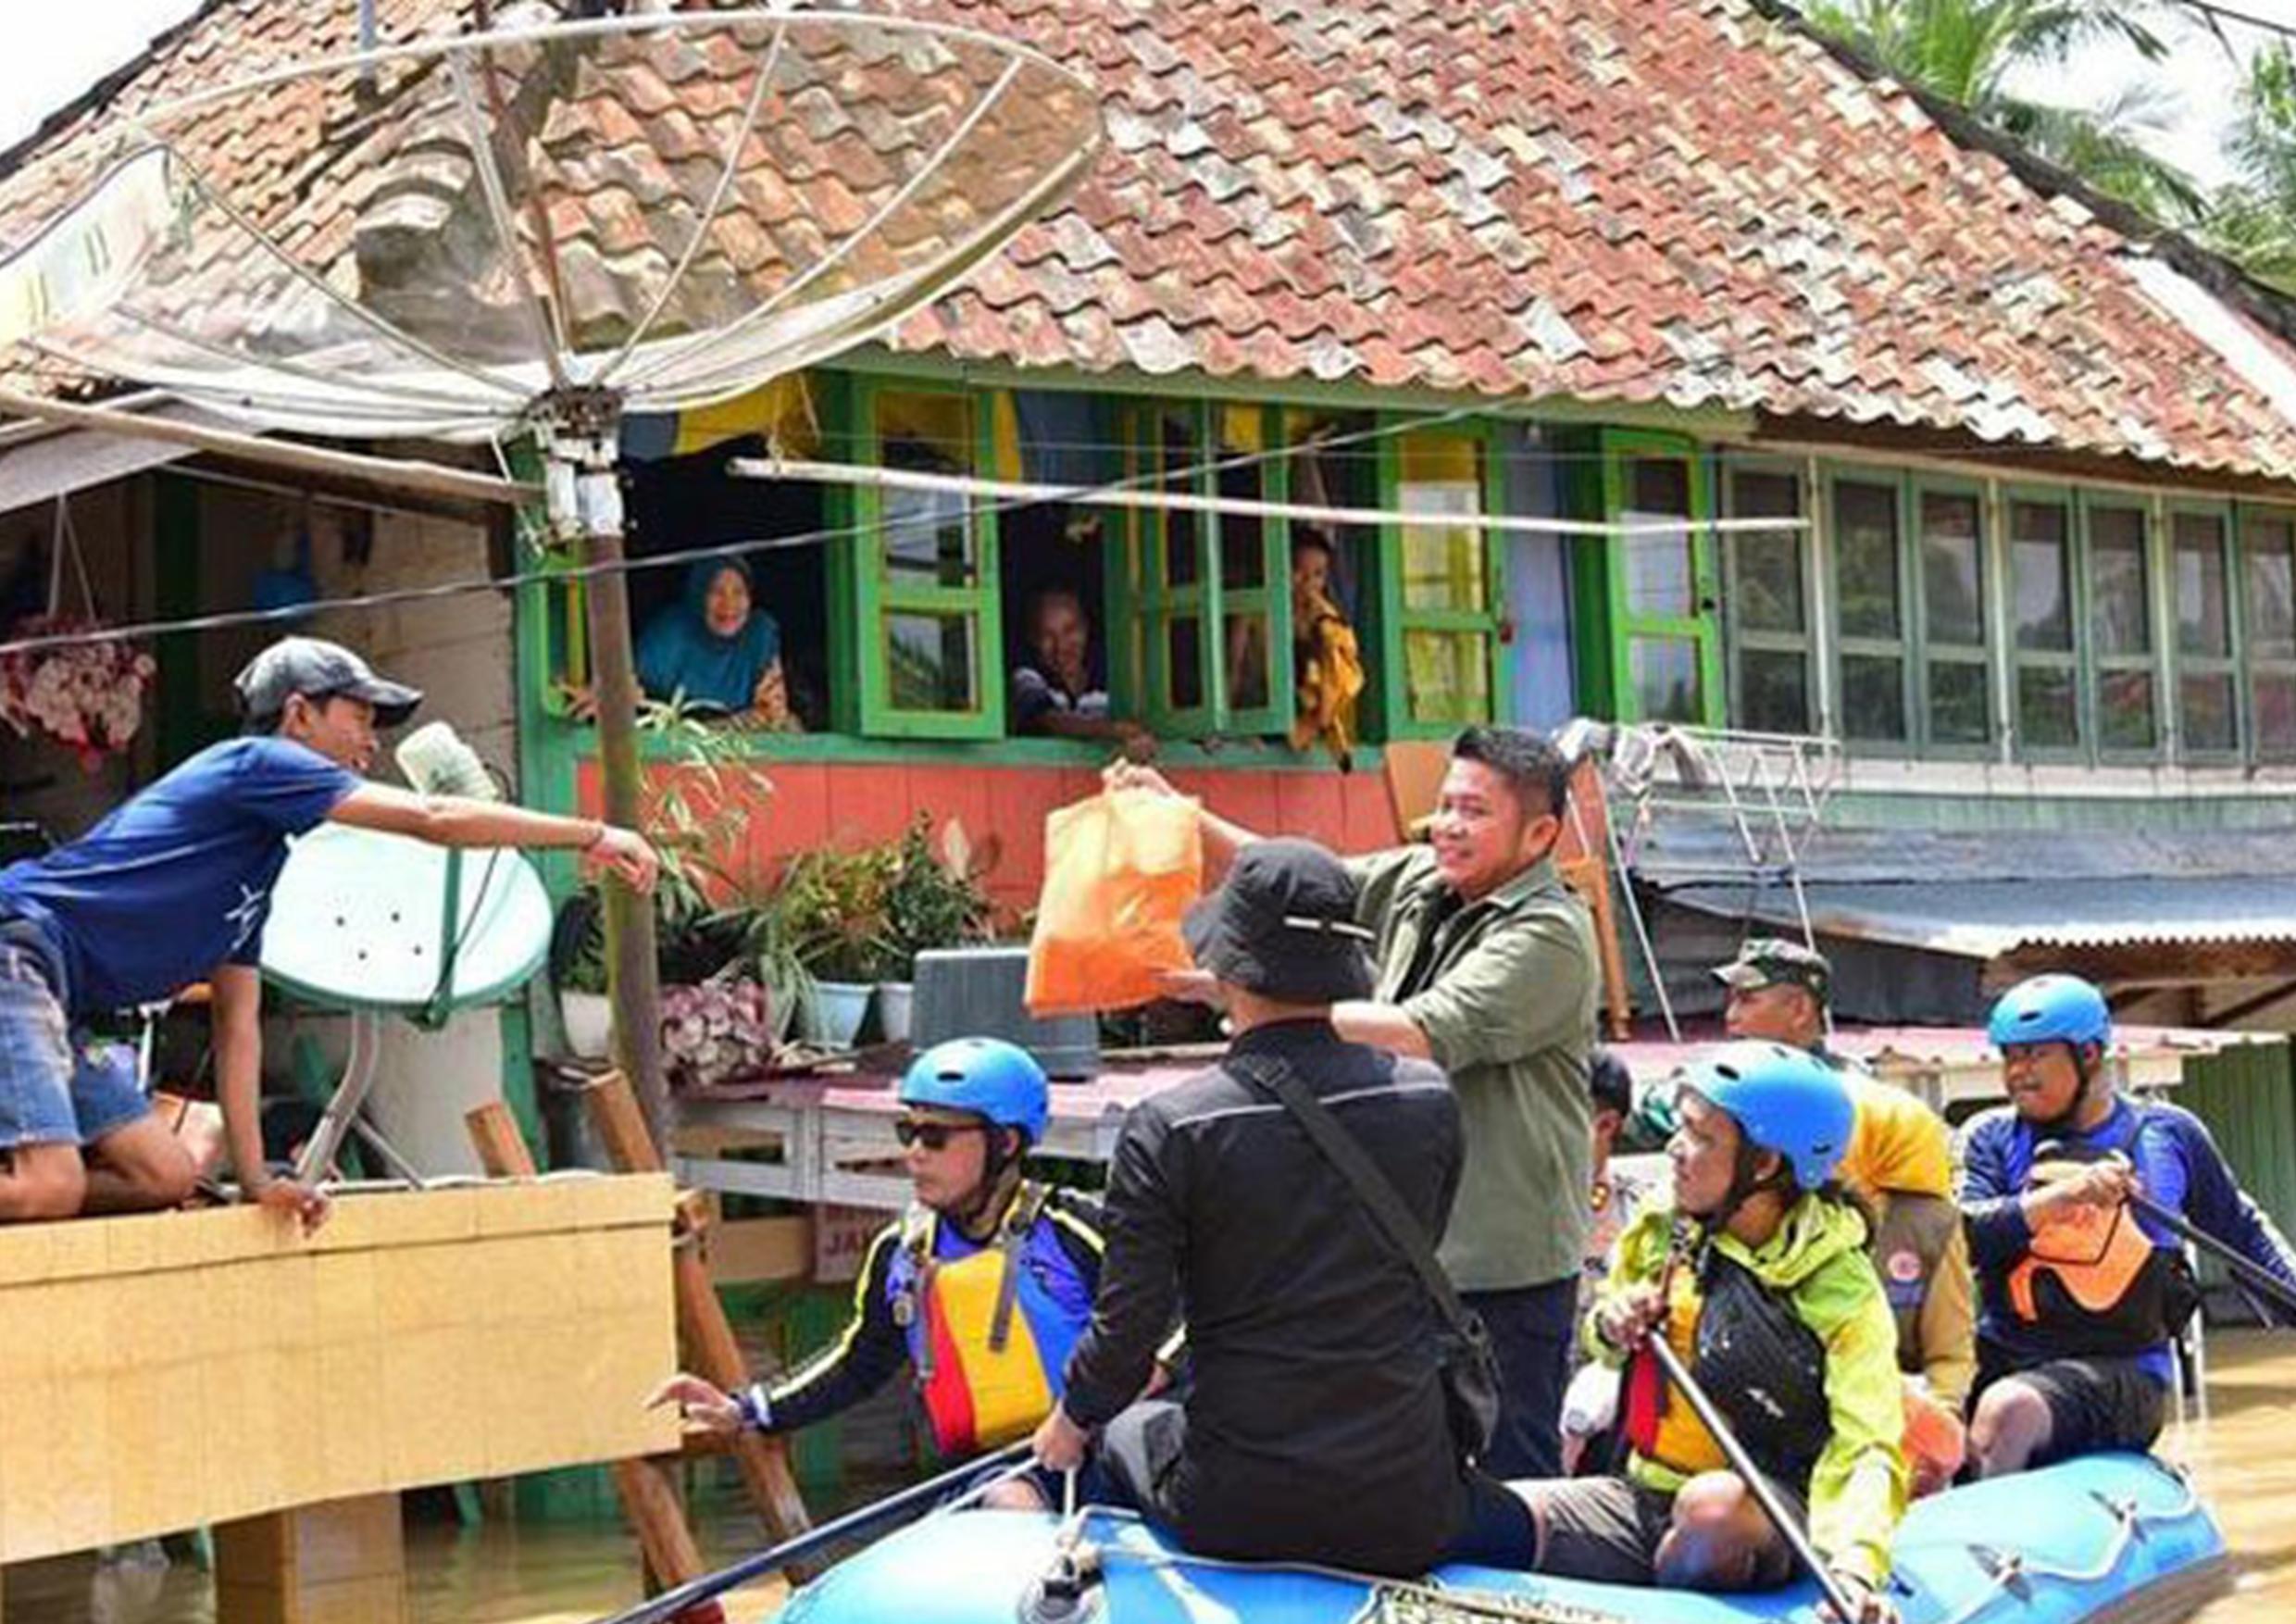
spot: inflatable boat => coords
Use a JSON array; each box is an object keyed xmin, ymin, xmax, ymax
[{"xmin": 770, "ymin": 1452, "xmax": 2226, "ymax": 1624}]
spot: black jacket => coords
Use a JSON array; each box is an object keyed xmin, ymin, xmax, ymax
[{"xmin": 1062, "ymin": 1018, "xmax": 1470, "ymax": 1574}]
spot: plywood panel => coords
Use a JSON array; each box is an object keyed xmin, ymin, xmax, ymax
[{"xmin": 0, "ymin": 1177, "xmax": 678, "ymax": 1565}]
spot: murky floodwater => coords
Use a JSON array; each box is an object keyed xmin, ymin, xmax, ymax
[{"xmin": 10, "ymin": 1330, "xmax": 2293, "ymax": 1624}]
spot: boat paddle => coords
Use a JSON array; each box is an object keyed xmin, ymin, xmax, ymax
[
  {"xmin": 1641, "ymin": 1332, "xmax": 1870, "ymax": 1623},
  {"xmin": 2128, "ymin": 1190, "xmax": 2296, "ymax": 1322},
  {"xmin": 587, "ymin": 1438, "xmax": 1035, "ymax": 1624}
]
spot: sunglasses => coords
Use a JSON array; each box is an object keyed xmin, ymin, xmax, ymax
[{"xmin": 894, "ymin": 1118, "xmax": 987, "ymax": 1151}]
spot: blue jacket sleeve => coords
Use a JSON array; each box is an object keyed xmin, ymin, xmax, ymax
[
  {"xmin": 760, "ymin": 1221, "xmax": 909, "ymax": 1430},
  {"xmin": 1956, "ymin": 1113, "xmax": 2032, "ymax": 1269},
  {"xmin": 2165, "ymin": 1109, "xmax": 2296, "ymax": 1316}
]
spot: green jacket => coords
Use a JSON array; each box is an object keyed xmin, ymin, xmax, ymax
[
  {"xmin": 1589, "ymin": 1196, "xmax": 1909, "ymax": 1588},
  {"xmin": 1352, "ymin": 845, "xmax": 1596, "ymax": 1291}
]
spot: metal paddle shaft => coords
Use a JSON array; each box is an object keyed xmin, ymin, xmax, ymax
[
  {"xmin": 590, "ymin": 1439, "xmax": 1035, "ymax": 1624},
  {"xmin": 2129, "ymin": 1191, "xmax": 2296, "ymax": 1321},
  {"xmin": 1641, "ymin": 1334, "xmax": 1866, "ymax": 1622}
]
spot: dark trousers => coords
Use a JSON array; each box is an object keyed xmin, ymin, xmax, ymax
[{"xmin": 1464, "ymin": 1276, "xmax": 1579, "ymax": 1480}]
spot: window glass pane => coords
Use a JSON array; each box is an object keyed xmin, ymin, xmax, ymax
[
  {"xmin": 879, "ymin": 394, "xmax": 975, "ymax": 588},
  {"xmin": 1833, "ymin": 482, "xmax": 1901, "ymax": 640},
  {"xmin": 1928, "ymin": 661, "xmax": 1990, "ymax": 745},
  {"xmin": 2175, "ymin": 513, "xmax": 2230, "ymax": 658},
  {"xmin": 2090, "ymin": 506, "xmax": 2151, "ymax": 656},
  {"xmin": 886, "ymin": 612, "xmax": 977, "ymax": 712},
  {"xmin": 2098, "ymin": 669, "xmax": 2156, "ymax": 752},
  {"xmin": 2245, "ymin": 512, "xmax": 2296, "ymax": 662},
  {"xmin": 1622, "ymin": 456, "xmax": 1696, "ymax": 618},
  {"xmin": 1728, "ymin": 469, "xmax": 1803, "ymax": 634},
  {"xmin": 2017, "ymin": 665, "xmax": 2079, "ymax": 749},
  {"xmin": 2012, "ymin": 501, "xmax": 2072, "ymax": 651},
  {"xmin": 1217, "ymin": 410, "xmax": 1267, "ymax": 590},
  {"xmin": 1739, "ymin": 648, "xmax": 1808, "ymax": 733},
  {"xmin": 1160, "ymin": 411, "xmax": 1199, "ymax": 588},
  {"xmin": 1919, "ymin": 491, "xmax": 1985, "ymax": 647},
  {"xmin": 1629, "ymin": 636, "xmax": 1703, "ymax": 723},
  {"xmin": 1398, "ymin": 434, "xmax": 1486, "ymax": 612},
  {"xmin": 2256, "ymin": 672, "xmax": 2296, "ymax": 758},
  {"xmin": 1167, "ymin": 616, "xmax": 1204, "ymax": 710},
  {"xmin": 1223, "ymin": 613, "xmax": 1270, "ymax": 711},
  {"xmin": 1841, "ymin": 654, "xmax": 1905, "ymax": 742},
  {"xmin": 1404, "ymin": 630, "xmax": 1491, "ymax": 724},
  {"xmin": 2181, "ymin": 673, "xmax": 2237, "ymax": 753}
]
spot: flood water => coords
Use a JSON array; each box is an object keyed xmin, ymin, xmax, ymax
[{"xmin": 9, "ymin": 1329, "xmax": 2293, "ymax": 1624}]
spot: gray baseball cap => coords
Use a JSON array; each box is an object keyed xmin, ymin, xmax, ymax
[{"xmin": 234, "ymin": 637, "xmax": 423, "ymax": 731}]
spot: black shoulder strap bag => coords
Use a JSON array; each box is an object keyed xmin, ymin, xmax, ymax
[{"xmin": 1229, "ymin": 1051, "xmax": 1502, "ymax": 1464}]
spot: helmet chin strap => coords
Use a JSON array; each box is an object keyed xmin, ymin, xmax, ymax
[{"xmin": 1708, "ymin": 1139, "xmax": 1785, "ymax": 1231}]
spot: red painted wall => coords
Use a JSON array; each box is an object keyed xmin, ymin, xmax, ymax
[{"xmin": 575, "ymin": 756, "xmax": 1608, "ymax": 922}]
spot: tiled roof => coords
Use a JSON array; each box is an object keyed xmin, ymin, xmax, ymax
[{"xmin": 8, "ymin": 0, "xmax": 2296, "ymax": 481}]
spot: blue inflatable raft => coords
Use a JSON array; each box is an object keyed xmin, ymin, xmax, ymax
[{"xmin": 771, "ymin": 1453, "xmax": 2227, "ymax": 1624}]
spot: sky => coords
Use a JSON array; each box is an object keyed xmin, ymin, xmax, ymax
[{"xmin": 0, "ymin": 1, "xmax": 2290, "ymax": 187}]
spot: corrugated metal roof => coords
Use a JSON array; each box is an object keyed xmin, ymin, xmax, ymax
[{"xmin": 1666, "ymin": 877, "xmax": 2296, "ymax": 960}]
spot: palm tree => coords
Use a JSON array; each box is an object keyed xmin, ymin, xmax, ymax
[
  {"xmin": 1803, "ymin": 0, "xmax": 2206, "ymax": 225},
  {"xmin": 2205, "ymin": 45, "xmax": 2296, "ymax": 294}
]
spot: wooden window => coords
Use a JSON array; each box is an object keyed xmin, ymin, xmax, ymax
[
  {"xmin": 2172, "ymin": 506, "xmax": 2240, "ymax": 759},
  {"xmin": 1722, "ymin": 462, "xmax": 1812, "ymax": 734},
  {"xmin": 1379, "ymin": 424, "xmax": 1504, "ymax": 735},
  {"xmin": 1117, "ymin": 402, "xmax": 1292, "ymax": 738},
  {"xmin": 2009, "ymin": 492, "xmax": 2080, "ymax": 756},
  {"xmin": 2085, "ymin": 497, "xmax": 2159, "ymax": 757},
  {"xmin": 2241, "ymin": 506, "xmax": 2296, "ymax": 760},
  {"xmin": 1829, "ymin": 476, "xmax": 1910, "ymax": 746},
  {"xmin": 1916, "ymin": 482, "xmax": 1992, "ymax": 750},
  {"xmin": 852, "ymin": 381, "xmax": 1003, "ymax": 739}
]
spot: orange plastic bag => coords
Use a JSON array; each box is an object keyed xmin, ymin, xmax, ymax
[{"xmin": 1025, "ymin": 789, "xmax": 1204, "ymax": 1016}]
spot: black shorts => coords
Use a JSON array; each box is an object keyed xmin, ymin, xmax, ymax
[
  {"xmin": 1521, "ymin": 1473, "xmax": 1805, "ymax": 1590},
  {"xmin": 1980, "ymin": 1354, "xmax": 2166, "ymax": 1463}
]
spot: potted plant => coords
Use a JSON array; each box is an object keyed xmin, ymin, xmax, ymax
[
  {"xmin": 548, "ymin": 886, "xmax": 614, "ymax": 1060},
  {"xmin": 874, "ymin": 815, "xmax": 997, "ymax": 1043},
  {"xmin": 772, "ymin": 843, "xmax": 898, "ymax": 1046}
]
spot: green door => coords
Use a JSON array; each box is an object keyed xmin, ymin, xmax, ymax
[{"xmin": 1602, "ymin": 431, "xmax": 1722, "ymax": 725}]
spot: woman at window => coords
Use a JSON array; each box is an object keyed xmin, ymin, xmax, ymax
[
  {"xmin": 634, "ymin": 555, "xmax": 798, "ymax": 730},
  {"xmin": 1288, "ymin": 531, "xmax": 1364, "ymax": 767}
]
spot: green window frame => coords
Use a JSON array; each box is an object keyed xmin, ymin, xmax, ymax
[
  {"xmin": 1377, "ymin": 418, "xmax": 1507, "ymax": 737},
  {"xmin": 2006, "ymin": 486, "xmax": 2082, "ymax": 760},
  {"xmin": 2239, "ymin": 503, "xmax": 2296, "ymax": 762},
  {"xmin": 1115, "ymin": 401, "xmax": 1293, "ymax": 739},
  {"xmin": 1597, "ymin": 431, "xmax": 1720, "ymax": 725},
  {"xmin": 1913, "ymin": 476, "xmax": 1994, "ymax": 755},
  {"xmin": 1720, "ymin": 457, "xmax": 1815, "ymax": 735},
  {"xmin": 843, "ymin": 377, "xmax": 1005, "ymax": 740},
  {"xmin": 2169, "ymin": 501, "xmax": 2242, "ymax": 763},
  {"xmin": 1826, "ymin": 469, "xmax": 1915, "ymax": 751},
  {"xmin": 2080, "ymin": 493, "xmax": 2163, "ymax": 760}
]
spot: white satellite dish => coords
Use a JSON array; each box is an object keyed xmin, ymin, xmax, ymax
[{"xmin": 262, "ymin": 822, "xmax": 551, "ymax": 1016}]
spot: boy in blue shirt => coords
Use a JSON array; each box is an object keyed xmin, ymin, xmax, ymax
[{"xmin": 0, "ymin": 636, "xmax": 656, "ymax": 1227}]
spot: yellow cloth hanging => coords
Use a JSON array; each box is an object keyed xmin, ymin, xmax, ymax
[{"xmin": 1289, "ymin": 588, "xmax": 1365, "ymax": 768}]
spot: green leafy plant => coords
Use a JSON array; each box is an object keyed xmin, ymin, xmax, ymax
[
  {"xmin": 770, "ymin": 842, "xmax": 900, "ymax": 984},
  {"xmin": 878, "ymin": 815, "xmax": 998, "ymax": 981}
]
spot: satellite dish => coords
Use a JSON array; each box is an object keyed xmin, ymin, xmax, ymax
[
  {"xmin": 261, "ymin": 822, "xmax": 551, "ymax": 1018},
  {"xmin": 0, "ymin": 9, "xmax": 1103, "ymax": 442}
]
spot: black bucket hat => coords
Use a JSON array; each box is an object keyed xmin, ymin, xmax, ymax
[{"xmin": 1182, "ymin": 837, "xmax": 1375, "ymax": 1004}]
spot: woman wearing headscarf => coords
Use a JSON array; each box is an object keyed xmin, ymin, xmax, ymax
[{"xmin": 634, "ymin": 555, "xmax": 796, "ymax": 728}]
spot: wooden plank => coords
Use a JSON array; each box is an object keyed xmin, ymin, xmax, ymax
[{"xmin": 577, "ymin": 1079, "xmax": 815, "ymax": 1545}]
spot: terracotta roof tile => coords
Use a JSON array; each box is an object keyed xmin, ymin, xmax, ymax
[{"xmin": 6, "ymin": 0, "xmax": 2296, "ymax": 481}]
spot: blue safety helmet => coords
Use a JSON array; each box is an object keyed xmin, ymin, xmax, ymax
[
  {"xmin": 898, "ymin": 1037, "xmax": 1050, "ymax": 1147},
  {"xmin": 1680, "ymin": 1040, "xmax": 1855, "ymax": 1192},
  {"xmin": 1987, "ymin": 974, "xmax": 2111, "ymax": 1053}
]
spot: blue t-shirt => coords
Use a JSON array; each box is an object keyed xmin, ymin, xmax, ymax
[{"xmin": 0, "ymin": 737, "xmax": 359, "ymax": 1013}]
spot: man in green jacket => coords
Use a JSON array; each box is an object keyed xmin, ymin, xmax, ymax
[{"xmin": 1113, "ymin": 724, "xmax": 1598, "ymax": 1476}]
